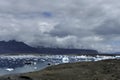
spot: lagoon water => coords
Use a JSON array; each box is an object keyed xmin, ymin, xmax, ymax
[
  {"xmin": 0, "ymin": 61, "xmax": 49, "ymax": 76},
  {"xmin": 0, "ymin": 55, "xmax": 117, "ymax": 76},
  {"xmin": 0, "ymin": 55, "xmax": 70, "ymax": 76}
]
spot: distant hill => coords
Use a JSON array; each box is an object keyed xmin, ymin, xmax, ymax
[
  {"xmin": 37, "ymin": 47, "xmax": 98, "ymax": 55},
  {"xmin": 0, "ymin": 40, "xmax": 99, "ymax": 55}
]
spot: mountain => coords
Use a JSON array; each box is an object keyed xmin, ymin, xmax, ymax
[
  {"xmin": 0, "ymin": 40, "xmax": 38, "ymax": 53},
  {"xmin": 37, "ymin": 47, "xmax": 98, "ymax": 55},
  {"xmin": 0, "ymin": 40, "xmax": 99, "ymax": 55}
]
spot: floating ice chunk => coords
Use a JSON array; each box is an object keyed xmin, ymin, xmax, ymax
[
  {"xmin": 5, "ymin": 68, "xmax": 14, "ymax": 71},
  {"xmin": 62, "ymin": 56, "xmax": 69, "ymax": 63},
  {"xmin": 34, "ymin": 67, "xmax": 37, "ymax": 69}
]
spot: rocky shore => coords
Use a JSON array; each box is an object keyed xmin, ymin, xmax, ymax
[{"xmin": 0, "ymin": 59, "xmax": 120, "ymax": 80}]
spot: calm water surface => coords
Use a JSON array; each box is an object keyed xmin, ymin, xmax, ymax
[{"xmin": 0, "ymin": 61, "xmax": 49, "ymax": 76}]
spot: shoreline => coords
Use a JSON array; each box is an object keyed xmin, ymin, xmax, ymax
[{"xmin": 0, "ymin": 59, "xmax": 120, "ymax": 80}]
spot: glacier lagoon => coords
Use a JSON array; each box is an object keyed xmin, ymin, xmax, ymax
[{"xmin": 0, "ymin": 54, "xmax": 119, "ymax": 76}]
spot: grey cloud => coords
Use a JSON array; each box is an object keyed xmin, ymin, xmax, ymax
[
  {"xmin": 0, "ymin": 0, "xmax": 119, "ymax": 52},
  {"xmin": 48, "ymin": 23, "xmax": 91, "ymax": 38},
  {"xmin": 93, "ymin": 19, "xmax": 120, "ymax": 36}
]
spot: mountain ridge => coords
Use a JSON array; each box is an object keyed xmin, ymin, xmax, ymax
[{"xmin": 0, "ymin": 40, "xmax": 98, "ymax": 55}]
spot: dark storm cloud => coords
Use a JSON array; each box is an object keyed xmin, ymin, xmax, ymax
[
  {"xmin": 93, "ymin": 19, "xmax": 120, "ymax": 36},
  {"xmin": 48, "ymin": 24, "xmax": 90, "ymax": 38}
]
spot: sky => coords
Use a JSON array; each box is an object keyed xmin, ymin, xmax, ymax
[{"xmin": 0, "ymin": 0, "xmax": 119, "ymax": 52}]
